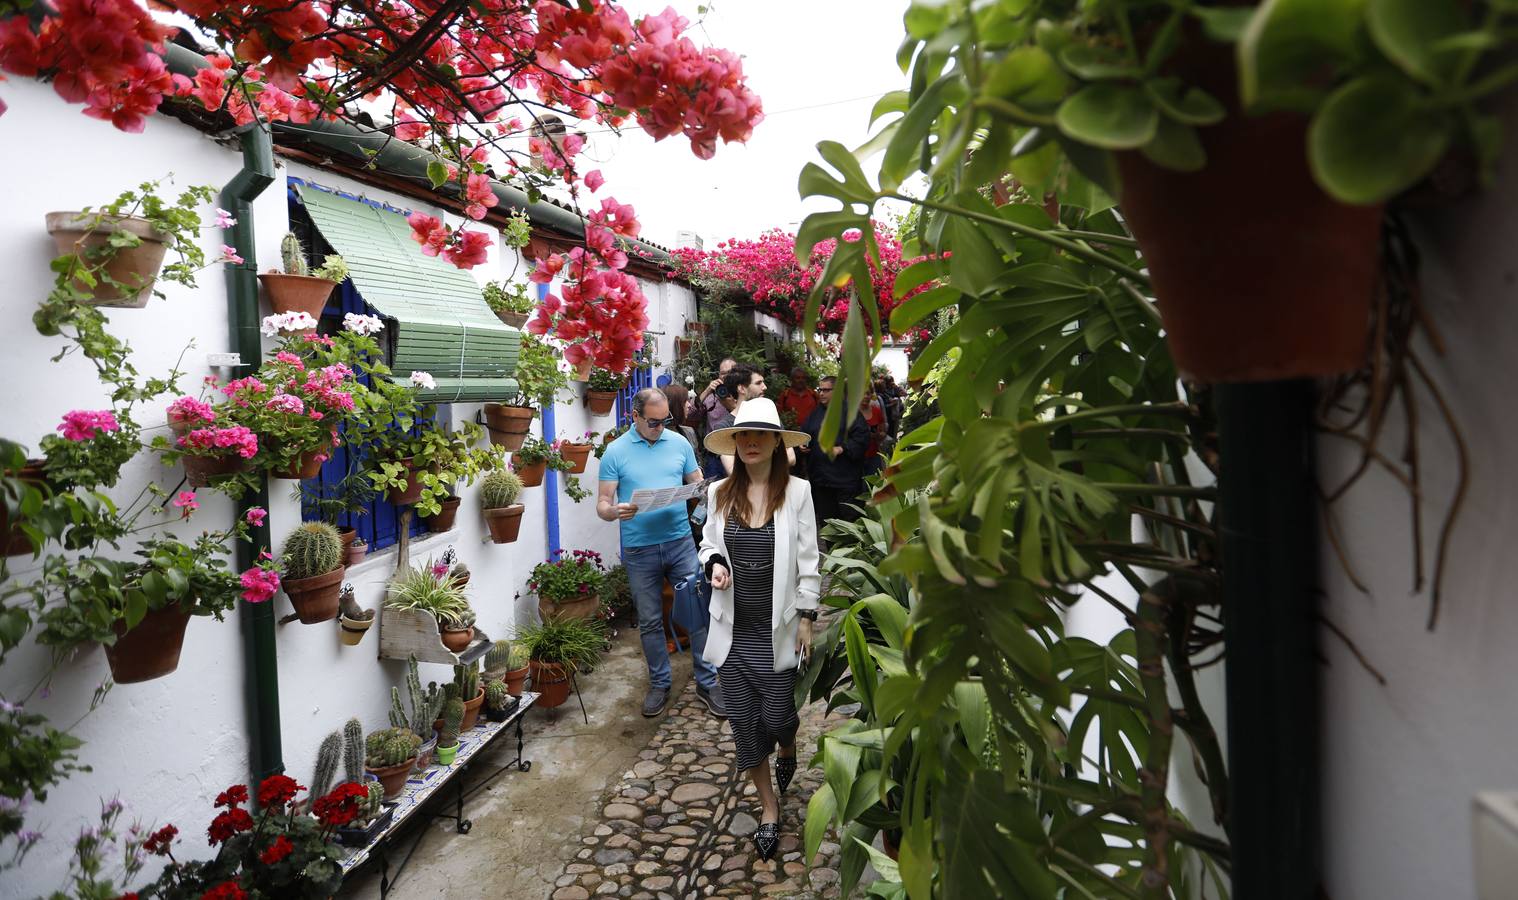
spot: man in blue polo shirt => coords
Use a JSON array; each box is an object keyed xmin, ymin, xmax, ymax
[{"xmin": 597, "ymin": 387, "xmax": 724, "ymax": 718}]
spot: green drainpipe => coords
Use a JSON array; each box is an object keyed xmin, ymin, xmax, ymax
[{"xmin": 221, "ymin": 125, "xmax": 282, "ymax": 782}]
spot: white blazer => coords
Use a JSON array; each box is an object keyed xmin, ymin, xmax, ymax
[{"xmin": 697, "ymin": 476, "xmax": 821, "ymax": 671}]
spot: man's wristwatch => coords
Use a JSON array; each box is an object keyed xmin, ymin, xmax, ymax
[{"xmin": 797, "ymin": 609, "xmax": 819, "ymax": 621}]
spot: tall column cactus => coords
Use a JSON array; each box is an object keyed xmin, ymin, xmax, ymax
[
  {"xmin": 311, "ymin": 730, "xmax": 342, "ymax": 800},
  {"xmin": 281, "ymin": 232, "xmax": 309, "ymax": 276},
  {"xmin": 439, "ymin": 698, "xmax": 464, "ymax": 749},
  {"xmin": 342, "ymin": 717, "xmax": 364, "ymax": 784}
]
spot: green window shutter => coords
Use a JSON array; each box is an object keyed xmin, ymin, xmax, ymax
[{"xmin": 298, "ymin": 186, "xmax": 521, "ymax": 402}]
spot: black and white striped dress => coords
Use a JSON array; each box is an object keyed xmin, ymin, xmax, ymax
[{"xmin": 720, "ymin": 517, "xmax": 800, "ymax": 771}]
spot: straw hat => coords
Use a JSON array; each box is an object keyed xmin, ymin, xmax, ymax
[{"xmin": 703, "ymin": 398, "xmax": 811, "ymax": 456}]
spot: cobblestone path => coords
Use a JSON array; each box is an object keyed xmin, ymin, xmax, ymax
[{"xmin": 547, "ymin": 679, "xmax": 848, "ymax": 899}]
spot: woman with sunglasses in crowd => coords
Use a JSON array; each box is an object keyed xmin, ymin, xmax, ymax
[{"xmin": 697, "ymin": 397, "xmax": 820, "ymax": 862}]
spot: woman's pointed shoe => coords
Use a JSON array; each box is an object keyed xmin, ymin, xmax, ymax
[
  {"xmin": 775, "ymin": 755, "xmax": 797, "ymax": 794},
  {"xmin": 754, "ymin": 822, "xmax": 780, "ymax": 861}
]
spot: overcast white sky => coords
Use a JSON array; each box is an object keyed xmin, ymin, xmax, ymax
[{"xmin": 567, "ymin": 0, "xmax": 914, "ymax": 247}]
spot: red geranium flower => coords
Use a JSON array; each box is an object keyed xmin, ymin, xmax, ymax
[
  {"xmin": 214, "ymin": 784, "xmax": 249, "ymax": 809},
  {"xmin": 207, "ymin": 807, "xmax": 254, "ymax": 845},
  {"xmin": 200, "ymin": 881, "xmax": 246, "ymax": 900},
  {"xmin": 256, "ymin": 774, "xmax": 303, "ymax": 811},
  {"xmin": 311, "ymin": 781, "xmax": 369, "ymax": 829},
  {"xmin": 143, "ymin": 823, "xmax": 178, "ymax": 856},
  {"xmin": 258, "ymin": 834, "xmax": 294, "ymax": 865}
]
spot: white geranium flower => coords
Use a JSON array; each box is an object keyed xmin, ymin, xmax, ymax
[
  {"xmin": 342, "ymin": 313, "xmax": 384, "ymax": 336},
  {"xmin": 410, "ymin": 371, "xmax": 437, "ymax": 390},
  {"xmin": 259, "ymin": 312, "xmax": 317, "ymax": 336}
]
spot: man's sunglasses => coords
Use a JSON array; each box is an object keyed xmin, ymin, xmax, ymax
[{"xmin": 640, "ymin": 415, "xmax": 676, "ymax": 427}]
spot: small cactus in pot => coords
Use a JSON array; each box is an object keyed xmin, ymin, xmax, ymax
[
  {"xmin": 279, "ymin": 522, "xmax": 346, "ymax": 624},
  {"xmin": 260, "ymin": 232, "xmax": 341, "ymax": 320},
  {"xmin": 435, "ymin": 698, "xmax": 465, "ymax": 766},
  {"xmin": 481, "ymin": 469, "xmax": 526, "ymax": 544},
  {"xmin": 483, "ymin": 678, "xmax": 516, "ymax": 721},
  {"xmin": 364, "ymin": 727, "xmax": 421, "ymax": 799}
]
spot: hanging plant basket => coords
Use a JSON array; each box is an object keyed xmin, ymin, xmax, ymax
[
  {"xmin": 675, "ymin": 336, "xmax": 695, "ymax": 358},
  {"xmin": 529, "ymin": 659, "xmax": 572, "ymax": 708},
  {"xmin": 258, "ymin": 272, "xmax": 336, "ymax": 320},
  {"xmin": 440, "ymin": 625, "xmax": 474, "ymax": 653},
  {"xmin": 102, "ymin": 603, "xmax": 193, "ymax": 684},
  {"xmin": 560, "ymin": 442, "xmax": 593, "ymax": 474},
  {"xmin": 484, "ymin": 504, "xmax": 525, "ymax": 543},
  {"xmin": 283, "ymin": 567, "xmax": 345, "ymax": 624},
  {"xmin": 424, "ymin": 496, "xmax": 462, "ymax": 532},
  {"xmin": 482, "ymin": 403, "xmax": 534, "ymax": 451},
  {"xmin": 273, "ymin": 441, "xmax": 330, "ymax": 480},
  {"xmin": 585, "ymin": 390, "xmax": 618, "ymax": 417},
  {"xmin": 46, "ymin": 212, "xmax": 170, "ymax": 308},
  {"xmin": 385, "ymin": 457, "xmax": 426, "ymax": 505},
  {"xmin": 503, "ymin": 664, "xmax": 530, "ymax": 697},
  {"xmin": 514, "ymin": 459, "xmax": 546, "ymax": 488},
  {"xmin": 459, "ymin": 686, "xmax": 486, "ymax": 732},
  {"xmin": 685, "ymin": 321, "xmax": 710, "ymax": 336},
  {"xmin": 182, "ymin": 453, "xmax": 249, "ymax": 488},
  {"xmin": 494, "ymin": 309, "xmax": 530, "ymax": 329},
  {"xmin": 3, "ymin": 459, "xmax": 46, "ymax": 557}
]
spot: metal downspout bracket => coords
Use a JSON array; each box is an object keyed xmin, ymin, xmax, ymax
[{"xmin": 220, "ymin": 125, "xmax": 282, "ymax": 783}]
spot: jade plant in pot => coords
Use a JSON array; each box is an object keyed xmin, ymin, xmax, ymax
[
  {"xmin": 259, "ymin": 233, "xmax": 349, "ymax": 319},
  {"xmin": 364, "ymin": 726, "xmax": 421, "ymax": 800},
  {"xmin": 480, "ymin": 469, "xmax": 525, "ymax": 543},
  {"xmin": 434, "ymin": 697, "xmax": 465, "ymax": 766},
  {"xmin": 279, "ymin": 521, "xmax": 347, "ymax": 624},
  {"xmin": 519, "ymin": 616, "xmax": 606, "ymax": 709}
]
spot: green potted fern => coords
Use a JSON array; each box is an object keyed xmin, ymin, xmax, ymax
[
  {"xmin": 279, "ymin": 521, "xmax": 346, "ymax": 624},
  {"xmin": 434, "ymin": 697, "xmax": 465, "ymax": 766},
  {"xmin": 258, "ymin": 233, "xmax": 348, "ymax": 320},
  {"xmin": 480, "ymin": 469, "xmax": 525, "ymax": 543},
  {"xmin": 519, "ymin": 616, "xmax": 606, "ymax": 709}
]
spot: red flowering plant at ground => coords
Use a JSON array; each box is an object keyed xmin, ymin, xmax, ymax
[
  {"xmin": 131, "ymin": 774, "xmax": 361, "ymax": 899},
  {"xmin": 1, "ymin": 1, "xmax": 763, "ymax": 374}
]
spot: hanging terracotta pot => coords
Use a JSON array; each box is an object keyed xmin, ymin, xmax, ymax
[
  {"xmin": 530, "ymin": 659, "xmax": 572, "ymax": 708},
  {"xmin": 273, "ymin": 441, "xmax": 330, "ymax": 480},
  {"xmin": 482, "ymin": 403, "xmax": 534, "ymax": 451},
  {"xmin": 366, "ymin": 759, "xmax": 414, "ymax": 801},
  {"xmin": 441, "ymin": 625, "xmax": 474, "ymax": 653},
  {"xmin": 503, "ymin": 664, "xmax": 529, "ymax": 697},
  {"xmin": 559, "ymin": 442, "xmax": 592, "ymax": 474},
  {"xmin": 102, "ymin": 604, "xmax": 193, "ymax": 684},
  {"xmin": 384, "ymin": 457, "xmax": 425, "ymax": 505},
  {"xmin": 484, "ymin": 504, "xmax": 525, "ymax": 543},
  {"xmin": 182, "ymin": 453, "xmax": 249, "ymax": 488},
  {"xmin": 258, "ymin": 272, "xmax": 336, "ymax": 320},
  {"xmin": 459, "ymin": 686, "xmax": 486, "ymax": 732},
  {"xmin": 494, "ymin": 308, "xmax": 530, "ymax": 329},
  {"xmin": 675, "ymin": 337, "xmax": 694, "ymax": 358},
  {"xmin": 585, "ymin": 390, "xmax": 618, "ymax": 417},
  {"xmin": 424, "ymin": 496, "xmax": 461, "ymax": 532},
  {"xmin": 1112, "ymin": 43, "xmax": 1381, "ymax": 382},
  {"xmin": 46, "ymin": 212, "xmax": 171, "ymax": 308},
  {"xmin": 3, "ymin": 460, "xmax": 47, "ymax": 557},
  {"xmin": 514, "ymin": 460, "xmax": 546, "ymax": 488},
  {"xmin": 685, "ymin": 321, "xmax": 710, "ymax": 336},
  {"xmin": 571, "ymin": 357, "xmax": 593, "ymax": 381},
  {"xmin": 283, "ymin": 566, "xmax": 345, "ymax": 624}
]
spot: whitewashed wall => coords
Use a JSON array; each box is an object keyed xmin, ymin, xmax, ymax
[{"xmin": 0, "ymin": 76, "xmax": 694, "ymax": 896}]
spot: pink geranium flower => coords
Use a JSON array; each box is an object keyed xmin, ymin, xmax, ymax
[
  {"xmin": 239, "ymin": 567, "xmax": 280, "ymax": 604},
  {"xmin": 244, "ymin": 507, "xmax": 267, "ymax": 527},
  {"xmin": 57, "ymin": 410, "xmax": 120, "ymax": 442},
  {"xmin": 172, "ymin": 491, "xmax": 199, "ymax": 518}
]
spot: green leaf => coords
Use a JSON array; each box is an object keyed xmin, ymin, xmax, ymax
[
  {"xmin": 1057, "ymin": 45, "xmax": 1140, "ymax": 81},
  {"xmin": 1239, "ymin": 0, "xmax": 1369, "ymax": 110},
  {"xmin": 882, "ymin": 73, "xmax": 965, "ymax": 191},
  {"xmin": 805, "ymin": 781, "xmax": 838, "ymax": 865},
  {"xmin": 824, "ymin": 738, "xmax": 863, "ymax": 828},
  {"xmin": 985, "ymin": 46, "xmax": 1069, "ymax": 105},
  {"xmin": 953, "ymin": 681, "xmax": 990, "ymax": 757},
  {"xmin": 1309, "ymin": 75, "xmax": 1453, "ymax": 203},
  {"xmin": 1139, "ymin": 117, "xmax": 1206, "ymax": 172},
  {"xmin": 1056, "ymin": 84, "xmax": 1157, "ymax": 150},
  {"xmin": 890, "ymin": 284, "xmax": 960, "ymax": 333},
  {"xmin": 845, "ymin": 614, "xmax": 878, "ymax": 716},
  {"xmin": 853, "ymin": 835, "xmax": 902, "ymax": 882},
  {"xmin": 426, "ymin": 160, "xmax": 449, "ymax": 189},
  {"xmin": 1367, "ymin": 0, "xmax": 1468, "ymax": 86},
  {"xmin": 898, "ymin": 819, "xmax": 933, "ymax": 899},
  {"xmin": 1144, "ymin": 78, "xmax": 1226, "ymax": 126}
]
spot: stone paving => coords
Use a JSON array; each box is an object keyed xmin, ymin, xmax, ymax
[{"xmin": 547, "ymin": 678, "xmax": 848, "ymax": 899}]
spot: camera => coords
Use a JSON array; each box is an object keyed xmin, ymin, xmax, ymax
[{"xmin": 715, "ymin": 384, "xmax": 735, "ymax": 400}]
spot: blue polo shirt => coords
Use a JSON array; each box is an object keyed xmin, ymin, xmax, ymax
[{"xmin": 599, "ymin": 425, "xmax": 699, "ymax": 548}]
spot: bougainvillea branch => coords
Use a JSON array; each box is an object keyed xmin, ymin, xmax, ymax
[{"xmin": 0, "ymin": 0, "xmax": 763, "ymax": 372}]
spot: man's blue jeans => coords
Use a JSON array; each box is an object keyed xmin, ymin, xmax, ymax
[{"xmin": 622, "ymin": 537, "xmax": 718, "ymax": 691}]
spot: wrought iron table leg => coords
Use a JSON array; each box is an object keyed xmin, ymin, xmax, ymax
[
  {"xmin": 516, "ymin": 713, "xmax": 532, "ymax": 771},
  {"xmin": 572, "ymin": 672, "xmax": 589, "ymax": 724}
]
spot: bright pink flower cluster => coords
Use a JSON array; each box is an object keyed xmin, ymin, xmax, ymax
[
  {"xmin": 239, "ymin": 565, "xmax": 280, "ymax": 603},
  {"xmin": 167, "ymin": 396, "xmax": 217, "ymax": 425},
  {"xmin": 265, "ymin": 393, "xmax": 305, "ymax": 415},
  {"xmin": 527, "ymin": 228, "xmax": 649, "ymax": 372},
  {"xmin": 181, "ymin": 426, "xmax": 260, "ymax": 459},
  {"xmin": 57, "ymin": 409, "xmax": 121, "ymax": 442},
  {"xmin": 172, "ymin": 491, "xmax": 199, "ymax": 518},
  {"xmin": 406, "ymin": 212, "xmax": 493, "ymax": 270}
]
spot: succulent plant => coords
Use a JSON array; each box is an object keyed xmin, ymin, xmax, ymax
[
  {"xmin": 311, "ymin": 730, "xmax": 341, "ymax": 800},
  {"xmin": 444, "ymin": 681, "xmax": 460, "ymax": 702},
  {"xmin": 454, "ymin": 661, "xmax": 480, "ymax": 701},
  {"xmin": 484, "ymin": 639, "xmax": 513, "ymax": 672},
  {"xmin": 508, "ymin": 642, "xmax": 530, "ymax": 669},
  {"xmin": 313, "ymin": 254, "xmax": 349, "ymax": 283},
  {"xmin": 450, "ymin": 560, "xmax": 470, "ymax": 581},
  {"xmin": 365, "ymin": 727, "xmax": 420, "ymax": 768},
  {"xmin": 485, "ymin": 679, "xmax": 507, "ymax": 711},
  {"xmin": 480, "ymin": 469, "xmax": 523, "ymax": 509},
  {"xmin": 280, "ymin": 521, "xmax": 343, "ymax": 581},
  {"xmin": 439, "ymin": 607, "xmax": 475, "ymax": 631},
  {"xmin": 388, "ymin": 686, "xmax": 408, "ymax": 731},
  {"xmin": 342, "ymin": 717, "xmax": 364, "ymax": 784},
  {"xmin": 361, "ymin": 780, "xmax": 384, "ymax": 822},
  {"xmin": 339, "ymin": 584, "xmax": 371, "ymax": 621},
  {"xmin": 280, "ymin": 232, "xmax": 308, "ymax": 276},
  {"xmin": 439, "ymin": 697, "xmax": 464, "ymax": 749}
]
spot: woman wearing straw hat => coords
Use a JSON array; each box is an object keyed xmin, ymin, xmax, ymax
[{"xmin": 698, "ymin": 397, "xmax": 820, "ymax": 861}]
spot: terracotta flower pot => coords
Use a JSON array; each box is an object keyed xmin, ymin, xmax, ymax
[
  {"xmin": 338, "ymin": 527, "xmax": 357, "ymax": 549},
  {"xmin": 514, "ymin": 460, "xmax": 546, "ymax": 488},
  {"xmin": 484, "ymin": 504, "xmax": 525, "ymax": 543},
  {"xmin": 103, "ymin": 604, "xmax": 192, "ymax": 684},
  {"xmin": 503, "ymin": 664, "xmax": 529, "ymax": 697},
  {"xmin": 539, "ymin": 594, "xmax": 599, "ymax": 623},
  {"xmin": 345, "ymin": 540, "xmax": 367, "ymax": 566},
  {"xmin": 46, "ymin": 212, "xmax": 170, "ymax": 308},
  {"xmin": 685, "ymin": 321, "xmax": 710, "ymax": 335},
  {"xmin": 339, "ymin": 614, "xmax": 372, "ymax": 646},
  {"xmin": 459, "ymin": 686, "xmax": 485, "ymax": 732},
  {"xmin": 283, "ymin": 566, "xmax": 345, "ymax": 624},
  {"xmin": 182, "ymin": 453, "xmax": 249, "ymax": 488},
  {"xmin": 494, "ymin": 308, "xmax": 530, "ymax": 329},
  {"xmin": 675, "ymin": 337, "xmax": 694, "ymax": 357},
  {"xmin": 530, "ymin": 659, "xmax": 572, "ymax": 709},
  {"xmin": 258, "ymin": 271, "xmax": 336, "ymax": 320},
  {"xmin": 385, "ymin": 457, "xmax": 425, "ymax": 505},
  {"xmin": 366, "ymin": 759, "xmax": 414, "ymax": 801},
  {"xmin": 585, "ymin": 390, "xmax": 618, "ymax": 417},
  {"xmin": 273, "ymin": 442, "xmax": 330, "ymax": 480},
  {"xmin": 3, "ymin": 460, "xmax": 47, "ymax": 557},
  {"xmin": 440, "ymin": 625, "xmax": 474, "ymax": 653},
  {"xmin": 1112, "ymin": 44, "xmax": 1382, "ymax": 382},
  {"xmin": 482, "ymin": 403, "xmax": 534, "ymax": 451},
  {"xmin": 423, "ymin": 496, "xmax": 461, "ymax": 533},
  {"xmin": 559, "ymin": 443, "xmax": 593, "ymax": 474}
]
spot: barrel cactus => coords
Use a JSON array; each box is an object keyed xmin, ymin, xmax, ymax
[
  {"xmin": 280, "ymin": 522, "xmax": 342, "ymax": 581},
  {"xmin": 480, "ymin": 470, "xmax": 523, "ymax": 509},
  {"xmin": 484, "ymin": 639, "xmax": 513, "ymax": 672},
  {"xmin": 439, "ymin": 698, "xmax": 464, "ymax": 749},
  {"xmin": 311, "ymin": 730, "xmax": 341, "ymax": 799},
  {"xmin": 485, "ymin": 679, "xmax": 507, "ymax": 711},
  {"xmin": 280, "ymin": 232, "xmax": 309, "ymax": 276},
  {"xmin": 342, "ymin": 717, "xmax": 364, "ymax": 784},
  {"xmin": 365, "ymin": 727, "xmax": 420, "ymax": 768},
  {"xmin": 507, "ymin": 642, "xmax": 530, "ymax": 670}
]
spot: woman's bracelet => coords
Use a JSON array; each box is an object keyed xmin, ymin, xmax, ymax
[{"xmin": 796, "ymin": 609, "xmax": 819, "ymax": 621}]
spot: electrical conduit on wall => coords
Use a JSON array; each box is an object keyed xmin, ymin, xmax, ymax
[{"xmin": 537, "ymin": 281, "xmax": 561, "ymax": 558}]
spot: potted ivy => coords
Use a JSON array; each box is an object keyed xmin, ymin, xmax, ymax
[
  {"xmin": 482, "ymin": 279, "xmax": 535, "ymax": 329},
  {"xmin": 555, "ymin": 432, "xmax": 595, "ymax": 474},
  {"xmin": 519, "ymin": 616, "xmax": 606, "ymax": 709},
  {"xmin": 279, "ymin": 522, "xmax": 347, "ymax": 624},
  {"xmin": 510, "ymin": 434, "xmax": 567, "ymax": 488},
  {"xmin": 258, "ymin": 233, "xmax": 349, "ymax": 319},
  {"xmin": 584, "ymin": 368, "xmax": 624, "ymax": 416},
  {"xmin": 528, "ymin": 548, "xmax": 606, "ymax": 622},
  {"xmin": 364, "ymin": 727, "xmax": 422, "ymax": 800},
  {"xmin": 482, "ymin": 335, "xmax": 570, "ymax": 450},
  {"xmin": 480, "ymin": 469, "xmax": 525, "ymax": 543}
]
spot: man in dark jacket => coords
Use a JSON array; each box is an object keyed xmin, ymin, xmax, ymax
[{"xmin": 803, "ymin": 376, "xmax": 872, "ymax": 540}]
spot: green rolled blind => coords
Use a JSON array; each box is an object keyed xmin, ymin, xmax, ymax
[{"xmin": 298, "ymin": 185, "xmax": 520, "ymax": 402}]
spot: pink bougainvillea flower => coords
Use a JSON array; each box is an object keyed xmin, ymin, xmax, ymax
[
  {"xmin": 442, "ymin": 228, "xmax": 491, "ymax": 268},
  {"xmin": 171, "ymin": 491, "xmax": 199, "ymax": 518},
  {"xmin": 244, "ymin": 507, "xmax": 266, "ymax": 527},
  {"xmin": 584, "ymin": 169, "xmax": 605, "ymax": 193}
]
